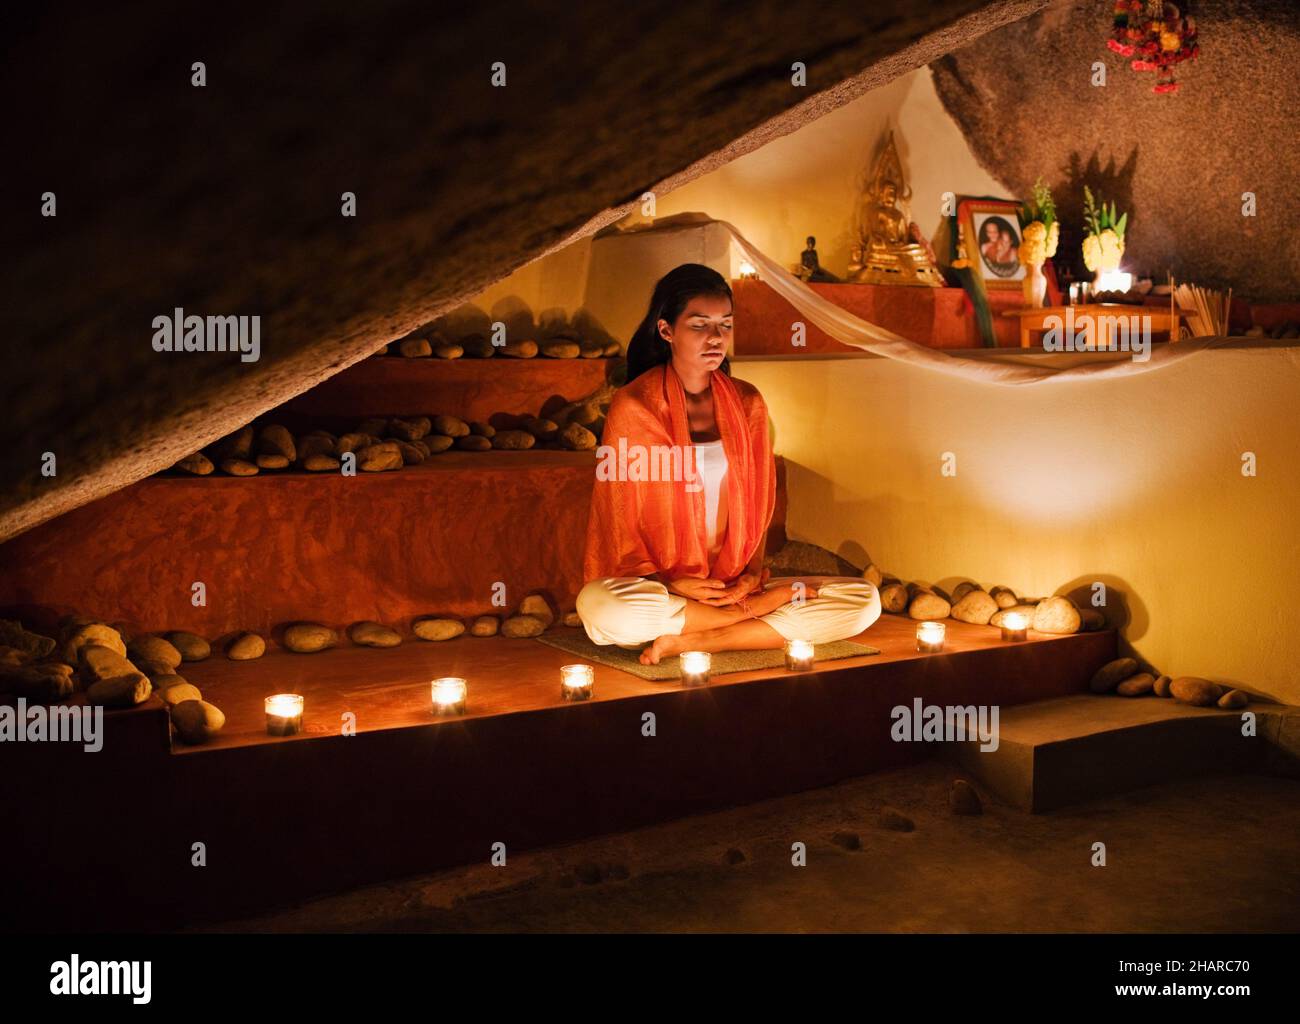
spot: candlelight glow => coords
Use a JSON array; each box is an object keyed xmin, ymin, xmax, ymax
[
  {"xmin": 560, "ymin": 664, "xmax": 594, "ymax": 701},
  {"xmin": 264, "ymin": 693, "xmax": 305, "ymax": 736},
  {"xmin": 265, "ymin": 693, "xmax": 304, "ymax": 717},
  {"xmin": 737, "ymin": 259, "xmax": 758, "ymax": 279},
  {"xmin": 432, "ymin": 676, "xmax": 468, "ymax": 714},
  {"xmin": 916, "ymin": 621, "xmax": 946, "ymax": 653},
  {"xmin": 786, "ymin": 639, "xmax": 814, "ymax": 660},
  {"xmin": 1000, "ymin": 611, "xmax": 1029, "ymax": 642},
  {"xmin": 784, "ymin": 638, "xmax": 815, "ymax": 672},
  {"xmin": 1096, "ymin": 269, "xmax": 1132, "ymax": 293},
  {"xmin": 681, "ymin": 651, "xmax": 711, "ymax": 673}
]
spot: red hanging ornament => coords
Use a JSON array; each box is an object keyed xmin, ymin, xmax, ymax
[{"xmin": 1107, "ymin": 1, "xmax": 1199, "ymax": 93}]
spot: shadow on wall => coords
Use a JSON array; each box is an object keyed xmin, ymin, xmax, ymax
[
  {"xmin": 1057, "ymin": 150, "xmax": 1140, "ymax": 282},
  {"xmin": 395, "ymin": 301, "xmax": 621, "ymax": 353}
]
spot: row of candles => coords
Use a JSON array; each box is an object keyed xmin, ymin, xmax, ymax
[
  {"xmin": 259, "ymin": 641, "xmax": 814, "ymax": 734},
  {"xmin": 916, "ymin": 611, "xmax": 1030, "ymax": 651},
  {"xmin": 260, "ymin": 615, "xmax": 1034, "ymax": 734}
]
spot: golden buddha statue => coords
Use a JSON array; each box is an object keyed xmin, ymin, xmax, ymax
[{"xmin": 847, "ymin": 132, "xmax": 942, "ymax": 288}]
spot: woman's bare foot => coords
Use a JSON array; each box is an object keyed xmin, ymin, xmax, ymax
[{"xmin": 639, "ymin": 633, "xmax": 690, "ymax": 665}]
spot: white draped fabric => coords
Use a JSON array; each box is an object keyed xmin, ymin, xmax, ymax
[{"xmin": 719, "ymin": 220, "xmax": 1243, "ymax": 387}]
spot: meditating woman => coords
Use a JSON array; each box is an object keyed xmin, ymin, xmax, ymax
[{"xmin": 577, "ymin": 263, "xmax": 880, "ymax": 665}]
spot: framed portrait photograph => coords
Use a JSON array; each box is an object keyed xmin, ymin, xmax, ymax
[{"xmin": 958, "ymin": 198, "xmax": 1026, "ymax": 289}]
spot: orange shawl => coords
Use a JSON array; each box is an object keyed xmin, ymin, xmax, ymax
[{"xmin": 583, "ymin": 363, "xmax": 775, "ymax": 584}]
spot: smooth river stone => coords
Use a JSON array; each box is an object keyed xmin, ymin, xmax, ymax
[
  {"xmin": 86, "ymin": 672, "xmax": 152, "ymax": 707},
  {"xmin": 62, "ymin": 623, "xmax": 126, "ymax": 664},
  {"xmin": 1090, "ymin": 657, "xmax": 1138, "ymax": 694},
  {"xmin": 159, "ymin": 682, "xmax": 203, "ymax": 706},
  {"xmin": 170, "ymin": 700, "xmax": 226, "ymax": 744},
  {"xmin": 951, "ymin": 590, "xmax": 997, "ymax": 625},
  {"xmin": 227, "ymin": 632, "xmax": 266, "ymax": 660},
  {"xmin": 1170, "ymin": 677, "xmax": 1223, "ymax": 707},
  {"xmin": 1032, "ymin": 597, "xmax": 1081, "ymax": 635},
  {"xmin": 348, "ymin": 621, "xmax": 402, "ymax": 648},
  {"xmin": 1116, "ymin": 672, "xmax": 1155, "ymax": 697},
  {"xmin": 519, "ymin": 595, "xmax": 554, "ymax": 627},
  {"xmin": 950, "ymin": 581, "xmax": 979, "ymax": 604},
  {"xmin": 989, "ymin": 586, "xmax": 1018, "ymax": 609},
  {"xmin": 501, "ymin": 615, "xmax": 546, "ymax": 638},
  {"xmin": 879, "ymin": 583, "xmax": 909, "ymax": 614},
  {"xmin": 166, "ymin": 631, "xmax": 211, "ymax": 662},
  {"xmin": 907, "ymin": 591, "xmax": 951, "ymax": 620},
  {"xmin": 413, "ymin": 618, "xmax": 466, "ymax": 642},
  {"xmin": 469, "ymin": 616, "xmax": 499, "ymax": 637},
  {"xmin": 128, "ymin": 635, "xmax": 182, "ymax": 672},
  {"xmin": 283, "ymin": 622, "xmax": 338, "ymax": 653}
]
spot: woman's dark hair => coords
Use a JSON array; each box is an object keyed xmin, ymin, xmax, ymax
[{"xmin": 625, "ymin": 263, "xmax": 733, "ymax": 382}]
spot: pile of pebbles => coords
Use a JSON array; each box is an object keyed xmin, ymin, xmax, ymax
[
  {"xmin": 384, "ymin": 326, "xmax": 621, "ymax": 360},
  {"xmin": 168, "ymin": 385, "xmax": 617, "ymax": 478},
  {"xmin": 0, "ymin": 617, "xmax": 227, "ymax": 746},
  {"xmin": 858, "ymin": 565, "xmax": 1252, "ymax": 709},
  {"xmin": 1087, "ymin": 657, "xmax": 1251, "ymax": 709},
  {"xmin": 862, "ymin": 565, "xmax": 1103, "ymax": 635}
]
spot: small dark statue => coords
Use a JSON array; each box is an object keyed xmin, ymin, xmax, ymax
[{"xmin": 793, "ymin": 235, "xmax": 838, "ymax": 283}]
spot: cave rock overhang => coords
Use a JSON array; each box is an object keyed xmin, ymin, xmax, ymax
[{"xmin": 1, "ymin": 0, "xmax": 1046, "ymax": 542}]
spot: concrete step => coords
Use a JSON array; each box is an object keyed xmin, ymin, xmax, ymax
[{"xmin": 949, "ymin": 693, "xmax": 1300, "ymax": 812}]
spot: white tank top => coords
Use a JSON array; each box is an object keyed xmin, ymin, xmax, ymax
[{"xmin": 692, "ymin": 440, "xmax": 730, "ymax": 558}]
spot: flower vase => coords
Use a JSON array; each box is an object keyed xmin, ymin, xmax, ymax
[{"xmin": 1023, "ymin": 263, "xmax": 1047, "ymax": 308}]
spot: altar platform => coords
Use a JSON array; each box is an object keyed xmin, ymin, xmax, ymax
[{"xmin": 3, "ymin": 614, "xmax": 1115, "ymax": 930}]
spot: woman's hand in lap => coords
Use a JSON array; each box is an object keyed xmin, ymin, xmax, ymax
[
  {"xmin": 666, "ymin": 576, "xmax": 733, "ymax": 606},
  {"xmin": 714, "ymin": 571, "xmax": 765, "ymax": 605}
]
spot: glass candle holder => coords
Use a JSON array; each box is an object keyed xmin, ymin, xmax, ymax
[
  {"xmin": 1000, "ymin": 612, "xmax": 1029, "ymax": 642},
  {"xmin": 265, "ymin": 693, "xmax": 304, "ymax": 736},
  {"xmin": 679, "ymin": 650, "xmax": 711, "ymax": 688},
  {"xmin": 431, "ymin": 677, "xmax": 468, "ymax": 716},
  {"xmin": 915, "ymin": 621, "xmax": 946, "ymax": 654},
  {"xmin": 784, "ymin": 638, "xmax": 815, "ymax": 672},
  {"xmin": 560, "ymin": 664, "xmax": 594, "ymax": 702}
]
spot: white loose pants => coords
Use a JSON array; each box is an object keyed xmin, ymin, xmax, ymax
[{"xmin": 576, "ymin": 575, "xmax": 881, "ymax": 649}]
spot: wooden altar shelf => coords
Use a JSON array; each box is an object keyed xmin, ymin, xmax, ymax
[
  {"xmin": 1002, "ymin": 303, "xmax": 1190, "ymax": 349},
  {"xmin": 1, "ymin": 617, "xmax": 1116, "ymax": 930},
  {"xmin": 730, "ymin": 277, "xmax": 1025, "ymax": 354}
]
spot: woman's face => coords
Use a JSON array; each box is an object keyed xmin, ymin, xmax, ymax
[{"xmin": 658, "ymin": 294, "xmax": 732, "ymax": 376}]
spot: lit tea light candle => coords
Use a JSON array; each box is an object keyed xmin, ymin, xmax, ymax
[
  {"xmin": 431, "ymin": 676, "xmax": 468, "ymax": 716},
  {"xmin": 915, "ymin": 621, "xmax": 946, "ymax": 654},
  {"xmin": 784, "ymin": 639, "xmax": 815, "ymax": 672},
  {"xmin": 560, "ymin": 664, "xmax": 594, "ymax": 702},
  {"xmin": 1000, "ymin": 612, "xmax": 1029, "ymax": 642},
  {"xmin": 679, "ymin": 650, "xmax": 711, "ymax": 687},
  {"xmin": 265, "ymin": 693, "xmax": 304, "ymax": 736}
]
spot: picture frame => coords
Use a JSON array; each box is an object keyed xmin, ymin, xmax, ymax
[{"xmin": 956, "ymin": 198, "xmax": 1026, "ymax": 290}]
